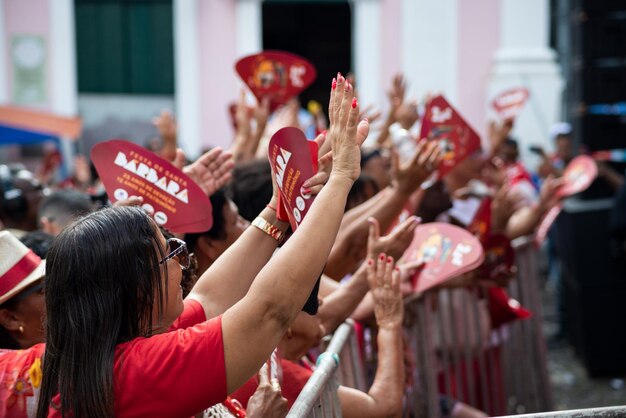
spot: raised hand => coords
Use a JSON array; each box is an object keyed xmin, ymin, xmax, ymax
[
  {"xmin": 153, "ymin": 109, "xmax": 177, "ymax": 139},
  {"xmin": 183, "ymin": 147, "xmax": 234, "ymax": 196},
  {"xmin": 367, "ymin": 253, "xmax": 403, "ymax": 328},
  {"xmin": 153, "ymin": 109, "xmax": 178, "ymax": 162},
  {"xmin": 538, "ymin": 175, "xmax": 565, "ymax": 212},
  {"xmin": 393, "ymin": 140, "xmax": 442, "ymax": 196},
  {"xmin": 328, "ymin": 73, "xmax": 366, "ymax": 182},
  {"xmin": 300, "ymin": 132, "xmax": 330, "ymax": 195},
  {"xmin": 246, "ymin": 363, "xmax": 288, "ymax": 418},
  {"xmin": 73, "ymin": 154, "xmax": 92, "ymax": 189},
  {"xmin": 491, "ymin": 185, "xmax": 523, "ymax": 233},
  {"xmin": 488, "ymin": 118, "xmax": 513, "ymax": 155},
  {"xmin": 367, "ymin": 216, "xmax": 420, "ymax": 261},
  {"xmin": 388, "ymin": 74, "xmax": 407, "ymax": 109},
  {"xmin": 394, "ymin": 100, "xmax": 420, "ymax": 130},
  {"xmin": 360, "ymin": 104, "xmax": 383, "ymax": 125}
]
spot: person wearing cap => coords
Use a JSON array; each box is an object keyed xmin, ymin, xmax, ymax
[
  {"xmin": 0, "ymin": 231, "xmax": 47, "ymax": 418},
  {"xmin": 32, "ymin": 78, "xmax": 365, "ymax": 418},
  {"xmin": 0, "ymin": 231, "xmax": 46, "ymax": 349}
]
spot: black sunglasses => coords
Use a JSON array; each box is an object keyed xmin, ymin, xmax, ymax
[{"xmin": 159, "ymin": 238, "xmax": 190, "ymax": 270}]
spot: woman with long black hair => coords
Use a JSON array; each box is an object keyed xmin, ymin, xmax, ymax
[{"xmin": 35, "ymin": 74, "xmax": 366, "ymax": 418}]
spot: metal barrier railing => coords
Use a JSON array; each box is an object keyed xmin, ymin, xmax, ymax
[
  {"xmin": 404, "ymin": 240, "xmax": 553, "ymax": 417},
  {"xmin": 504, "ymin": 240, "xmax": 553, "ymax": 414},
  {"xmin": 289, "ymin": 242, "xmax": 556, "ymax": 418},
  {"xmin": 287, "ymin": 320, "xmax": 358, "ymax": 418},
  {"xmin": 495, "ymin": 406, "xmax": 626, "ymax": 417}
]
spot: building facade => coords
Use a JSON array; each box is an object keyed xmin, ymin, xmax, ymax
[{"xmin": 0, "ymin": 0, "xmax": 563, "ymax": 167}]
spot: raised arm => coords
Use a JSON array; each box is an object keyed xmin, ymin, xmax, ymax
[
  {"xmin": 506, "ymin": 176, "xmax": 563, "ymax": 239},
  {"xmin": 221, "ymin": 74, "xmax": 367, "ymax": 393},
  {"xmin": 338, "ymin": 254, "xmax": 405, "ymax": 418},
  {"xmin": 318, "ymin": 215, "xmax": 418, "ymax": 333},
  {"xmin": 186, "ymin": 194, "xmax": 289, "ymax": 319},
  {"xmin": 325, "ymin": 141, "xmax": 441, "ymax": 279}
]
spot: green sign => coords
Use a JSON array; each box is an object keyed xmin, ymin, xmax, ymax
[{"xmin": 12, "ymin": 35, "xmax": 46, "ymax": 105}]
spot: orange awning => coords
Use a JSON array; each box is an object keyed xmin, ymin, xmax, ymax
[{"xmin": 0, "ymin": 105, "xmax": 82, "ymax": 141}]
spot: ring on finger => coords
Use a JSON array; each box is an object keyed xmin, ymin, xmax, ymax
[
  {"xmin": 383, "ymin": 283, "xmax": 391, "ymax": 289},
  {"xmin": 271, "ymin": 379, "xmax": 281, "ymax": 392}
]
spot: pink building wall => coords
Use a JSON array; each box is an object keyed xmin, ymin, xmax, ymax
[
  {"xmin": 198, "ymin": 0, "xmax": 238, "ymax": 150},
  {"xmin": 456, "ymin": 0, "xmax": 500, "ymax": 138},
  {"xmin": 380, "ymin": 0, "xmax": 402, "ymax": 101},
  {"xmin": 4, "ymin": 0, "xmax": 51, "ymax": 110},
  {"xmin": 379, "ymin": 0, "xmax": 501, "ymax": 138}
]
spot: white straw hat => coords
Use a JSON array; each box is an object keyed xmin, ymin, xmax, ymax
[{"xmin": 0, "ymin": 231, "xmax": 45, "ymax": 305}]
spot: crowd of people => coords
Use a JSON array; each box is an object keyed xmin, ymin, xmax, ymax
[{"xmin": 0, "ymin": 70, "xmax": 624, "ymax": 418}]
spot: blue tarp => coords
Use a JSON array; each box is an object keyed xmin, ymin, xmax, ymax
[{"xmin": 0, "ymin": 124, "xmax": 58, "ymax": 145}]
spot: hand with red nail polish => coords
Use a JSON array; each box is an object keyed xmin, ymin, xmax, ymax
[
  {"xmin": 367, "ymin": 250, "xmax": 403, "ymax": 328},
  {"xmin": 367, "ymin": 216, "xmax": 421, "ymax": 261},
  {"xmin": 325, "ymin": 71, "xmax": 364, "ymax": 183}
]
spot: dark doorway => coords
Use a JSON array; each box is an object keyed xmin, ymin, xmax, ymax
[{"xmin": 262, "ymin": 1, "xmax": 352, "ymax": 116}]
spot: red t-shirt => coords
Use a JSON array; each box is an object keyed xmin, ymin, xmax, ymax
[
  {"xmin": 230, "ymin": 359, "xmax": 312, "ymax": 409},
  {"xmin": 1, "ymin": 299, "xmax": 226, "ymax": 418}
]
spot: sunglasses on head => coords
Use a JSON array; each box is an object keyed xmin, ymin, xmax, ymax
[{"xmin": 159, "ymin": 238, "xmax": 190, "ymax": 270}]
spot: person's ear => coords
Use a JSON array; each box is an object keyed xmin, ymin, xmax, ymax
[
  {"xmin": 40, "ymin": 216, "xmax": 60, "ymax": 236},
  {"xmin": 0, "ymin": 308, "xmax": 22, "ymax": 333}
]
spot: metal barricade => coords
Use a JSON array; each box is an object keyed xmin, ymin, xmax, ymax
[
  {"xmin": 290, "ymin": 241, "xmax": 556, "ymax": 417},
  {"xmin": 495, "ymin": 406, "xmax": 626, "ymax": 417},
  {"xmin": 404, "ymin": 240, "xmax": 553, "ymax": 417},
  {"xmin": 504, "ymin": 239, "xmax": 553, "ymax": 414},
  {"xmin": 287, "ymin": 319, "xmax": 362, "ymax": 418}
]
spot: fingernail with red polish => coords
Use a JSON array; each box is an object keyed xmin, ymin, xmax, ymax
[
  {"xmin": 395, "ymin": 267, "xmax": 400, "ymax": 272},
  {"xmin": 332, "ymin": 78, "xmax": 337, "ymax": 90},
  {"xmin": 387, "ymin": 256, "xmax": 393, "ymax": 263},
  {"xmin": 367, "ymin": 259, "xmax": 374, "ymax": 266},
  {"xmin": 379, "ymin": 253, "xmax": 386, "ymax": 261},
  {"xmin": 322, "ymin": 130, "xmax": 327, "ymax": 136},
  {"xmin": 352, "ymin": 98, "xmax": 358, "ymax": 108},
  {"xmin": 302, "ymin": 188, "xmax": 311, "ymax": 194}
]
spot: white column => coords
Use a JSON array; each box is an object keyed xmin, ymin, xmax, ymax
[
  {"xmin": 49, "ymin": 0, "xmax": 78, "ymax": 174},
  {"xmin": 174, "ymin": 0, "xmax": 201, "ymax": 159},
  {"xmin": 488, "ymin": 0, "xmax": 564, "ymax": 164},
  {"xmin": 353, "ymin": 0, "xmax": 381, "ymax": 112},
  {"xmin": 0, "ymin": 0, "xmax": 7, "ymax": 104},
  {"xmin": 401, "ymin": 0, "xmax": 458, "ymax": 103},
  {"xmin": 236, "ymin": 0, "xmax": 262, "ymax": 57}
]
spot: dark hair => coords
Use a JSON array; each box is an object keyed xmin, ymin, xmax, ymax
[
  {"xmin": 360, "ymin": 149, "xmax": 382, "ymax": 168},
  {"xmin": 38, "ymin": 189, "xmax": 93, "ymax": 229},
  {"xmin": 347, "ymin": 174, "xmax": 379, "ymax": 211},
  {"xmin": 37, "ymin": 206, "xmax": 167, "ymax": 418},
  {"xmin": 227, "ymin": 160, "xmax": 273, "ymax": 222},
  {"xmin": 20, "ymin": 230, "xmax": 55, "ymax": 258},
  {"xmin": 185, "ymin": 188, "xmax": 229, "ymax": 253},
  {"xmin": 161, "ymin": 228, "xmax": 198, "ymax": 297},
  {"xmin": 503, "ymin": 137, "xmax": 519, "ymax": 149},
  {"xmin": 0, "ymin": 294, "xmax": 23, "ymax": 349}
]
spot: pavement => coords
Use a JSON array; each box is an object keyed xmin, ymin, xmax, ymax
[{"xmin": 542, "ymin": 285, "xmax": 626, "ymax": 410}]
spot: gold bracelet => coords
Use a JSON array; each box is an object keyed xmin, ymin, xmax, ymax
[{"xmin": 252, "ymin": 217, "xmax": 285, "ymax": 244}]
